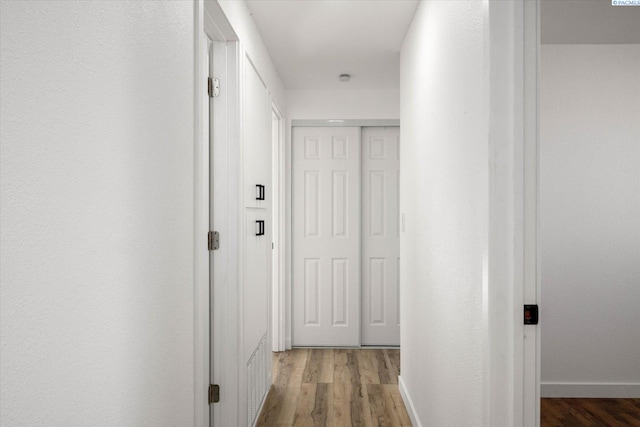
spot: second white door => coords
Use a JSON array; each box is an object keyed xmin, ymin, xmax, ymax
[{"xmin": 361, "ymin": 127, "xmax": 400, "ymax": 346}]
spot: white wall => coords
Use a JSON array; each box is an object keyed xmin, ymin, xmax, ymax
[
  {"xmin": 286, "ymin": 89, "xmax": 400, "ymax": 120},
  {"xmin": 1, "ymin": 2, "xmax": 197, "ymax": 425},
  {"xmin": 217, "ymin": 0, "xmax": 287, "ymax": 111},
  {"xmin": 399, "ymin": 1, "xmax": 486, "ymax": 425},
  {"xmin": 540, "ymin": 44, "xmax": 640, "ymax": 397}
]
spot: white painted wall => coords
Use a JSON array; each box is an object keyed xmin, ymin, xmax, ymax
[
  {"xmin": 286, "ymin": 89, "xmax": 400, "ymax": 120},
  {"xmin": 217, "ymin": 0, "xmax": 286, "ymax": 110},
  {"xmin": 540, "ymin": 44, "xmax": 640, "ymax": 397},
  {"xmin": 1, "ymin": 1, "xmax": 196, "ymax": 425},
  {"xmin": 399, "ymin": 1, "xmax": 486, "ymax": 425}
]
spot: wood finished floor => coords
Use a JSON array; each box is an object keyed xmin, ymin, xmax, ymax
[
  {"xmin": 541, "ymin": 398, "xmax": 640, "ymax": 427},
  {"xmin": 256, "ymin": 349, "xmax": 640, "ymax": 426},
  {"xmin": 256, "ymin": 348, "xmax": 411, "ymax": 427}
]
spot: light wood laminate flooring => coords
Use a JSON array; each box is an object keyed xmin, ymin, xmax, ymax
[{"xmin": 256, "ymin": 348, "xmax": 411, "ymax": 427}]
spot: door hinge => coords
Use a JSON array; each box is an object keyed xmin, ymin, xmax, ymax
[
  {"xmin": 524, "ymin": 304, "xmax": 539, "ymax": 325},
  {"xmin": 208, "ymin": 231, "xmax": 220, "ymax": 251},
  {"xmin": 207, "ymin": 77, "xmax": 220, "ymax": 98},
  {"xmin": 208, "ymin": 384, "xmax": 220, "ymax": 404}
]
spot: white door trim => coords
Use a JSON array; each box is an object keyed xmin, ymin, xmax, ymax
[
  {"xmin": 194, "ymin": 3, "xmax": 210, "ymax": 425},
  {"xmin": 271, "ymin": 102, "xmax": 286, "ymax": 352},
  {"xmin": 195, "ymin": 2, "xmax": 240, "ymax": 426},
  {"xmin": 483, "ymin": 1, "xmax": 539, "ymax": 426},
  {"xmin": 292, "ymin": 119, "xmax": 400, "ymax": 127},
  {"xmin": 286, "ymin": 123, "xmax": 401, "ymax": 349}
]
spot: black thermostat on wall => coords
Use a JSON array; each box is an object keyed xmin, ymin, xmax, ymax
[{"xmin": 524, "ymin": 305, "xmax": 539, "ymax": 325}]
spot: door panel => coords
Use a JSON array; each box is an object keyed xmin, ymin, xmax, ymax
[
  {"xmin": 292, "ymin": 127, "xmax": 361, "ymax": 347},
  {"xmin": 242, "ymin": 53, "xmax": 271, "ymax": 426},
  {"xmin": 362, "ymin": 127, "xmax": 400, "ymax": 346},
  {"xmin": 243, "ymin": 57, "xmax": 270, "ymax": 209},
  {"xmin": 244, "ymin": 211, "xmax": 269, "ymax": 359}
]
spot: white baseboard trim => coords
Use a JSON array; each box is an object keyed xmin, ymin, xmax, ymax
[
  {"xmin": 398, "ymin": 375, "xmax": 422, "ymax": 427},
  {"xmin": 285, "ymin": 338, "xmax": 292, "ymax": 350},
  {"xmin": 252, "ymin": 386, "xmax": 271, "ymax": 427},
  {"xmin": 541, "ymin": 382, "xmax": 640, "ymax": 398}
]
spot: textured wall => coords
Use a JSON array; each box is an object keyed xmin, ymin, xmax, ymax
[
  {"xmin": 1, "ymin": 1, "xmax": 196, "ymax": 425},
  {"xmin": 217, "ymin": 0, "xmax": 287, "ymax": 111},
  {"xmin": 399, "ymin": 1, "xmax": 485, "ymax": 425},
  {"xmin": 541, "ymin": 44, "xmax": 640, "ymax": 394},
  {"xmin": 286, "ymin": 89, "xmax": 400, "ymax": 120}
]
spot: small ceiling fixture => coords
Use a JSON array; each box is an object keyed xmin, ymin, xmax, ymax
[{"xmin": 339, "ymin": 74, "xmax": 351, "ymax": 82}]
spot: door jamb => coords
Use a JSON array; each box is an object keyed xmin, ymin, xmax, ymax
[
  {"xmin": 271, "ymin": 103, "xmax": 286, "ymax": 352},
  {"xmin": 194, "ymin": 2, "xmax": 210, "ymax": 425},
  {"xmin": 286, "ymin": 122, "xmax": 400, "ymax": 349},
  {"xmin": 483, "ymin": 1, "xmax": 539, "ymax": 426},
  {"xmin": 195, "ymin": 1, "xmax": 239, "ymax": 426}
]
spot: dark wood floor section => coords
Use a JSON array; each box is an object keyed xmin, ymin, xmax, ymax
[
  {"xmin": 542, "ymin": 398, "xmax": 640, "ymax": 427},
  {"xmin": 256, "ymin": 348, "xmax": 411, "ymax": 426}
]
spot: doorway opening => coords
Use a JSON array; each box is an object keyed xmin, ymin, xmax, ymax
[{"xmin": 289, "ymin": 123, "xmax": 401, "ymax": 348}]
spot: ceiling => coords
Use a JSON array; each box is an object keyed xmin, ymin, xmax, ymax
[
  {"xmin": 245, "ymin": 0, "xmax": 419, "ymax": 90},
  {"xmin": 541, "ymin": 0, "xmax": 640, "ymax": 44},
  {"xmin": 245, "ymin": 0, "xmax": 639, "ymax": 90}
]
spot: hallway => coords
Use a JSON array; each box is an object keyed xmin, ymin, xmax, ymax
[{"xmin": 256, "ymin": 349, "xmax": 411, "ymax": 426}]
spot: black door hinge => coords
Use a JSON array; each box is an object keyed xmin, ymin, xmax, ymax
[
  {"xmin": 524, "ymin": 305, "xmax": 539, "ymax": 325},
  {"xmin": 208, "ymin": 384, "xmax": 220, "ymax": 404}
]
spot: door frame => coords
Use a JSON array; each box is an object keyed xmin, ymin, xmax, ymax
[
  {"xmin": 271, "ymin": 103, "xmax": 286, "ymax": 352},
  {"xmin": 285, "ymin": 119, "xmax": 400, "ymax": 349},
  {"xmin": 483, "ymin": 0, "xmax": 540, "ymax": 426},
  {"xmin": 195, "ymin": 2, "xmax": 239, "ymax": 426}
]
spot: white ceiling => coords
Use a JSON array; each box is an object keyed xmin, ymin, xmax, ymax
[
  {"xmin": 246, "ymin": 0, "xmax": 639, "ymax": 90},
  {"xmin": 245, "ymin": 0, "xmax": 419, "ymax": 90},
  {"xmin": 541, "ymin": 0, "xmax": 640, "ymax": 44}
]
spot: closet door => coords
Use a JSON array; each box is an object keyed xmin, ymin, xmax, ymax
[
  {"xmin": 292, "ymin": 127, "xmax": 361, "ymax": 347},
  {"xmin": 243, "ymin": 58, "xmax": 270, "ymax": 209},
  {"xmin": 242, "ymin": 54, "xmax": 271, "ymax": 425},
  {"xmin": 361, "ymin": 127, "xmax": 400, "ymax": 346}
]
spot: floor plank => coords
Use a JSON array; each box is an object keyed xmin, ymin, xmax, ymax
[
  {"xmin": 292, "ymin": 383, "xmax": 317, "ymax": 427},
  {"xmin": 541, "ymin": 398, "xmax": 640, "ymax": 427},
  {"xmin": 302, "ymin": 349, "xmax": 327, "ymax": 383},
  {"xmin": 258, "ymin": 348, "xmax": 406, "ymax": 427},
  {"xmin": 384, "ymin": 384, "xmax": 412, "ymax": 426},
  {"xmin": 358, "ymin": 349, "xmax": 381, "ymax": 385}
]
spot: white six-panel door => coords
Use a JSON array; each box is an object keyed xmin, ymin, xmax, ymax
[
  {"xmin": 292, "ymin": 127, "xmax": 361, "ymax": 347},
  {"xmin": 361, "ymin": 127, "xmax": 400, "ymax": 346},
  {"xmin": 292, "ymin": 126, "xmax": 400, "ymax": 347}
]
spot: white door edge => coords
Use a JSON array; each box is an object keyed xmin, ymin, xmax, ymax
[
  {"xmin": 483, "ymin": 1, "xmax": 540, "ymax": 426},
  {"xmin": 196, "ymin": 1, "xmax": 242, "ymax": 426}
]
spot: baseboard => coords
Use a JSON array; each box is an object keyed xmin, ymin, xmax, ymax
[
  {"xmin": 541, "ymin": 382, "xmax": 640, "ymax": 398},
  {"xmin": 251, "ymin": 385, "xmax": 272, "ymax": 427},
  {"xmin": 398, "ymin": 376, "xmax": 422, "ymax": 427},
  {"xmin": 285, "ymin": 338, "xmax": 291, "ymax": 350}
]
